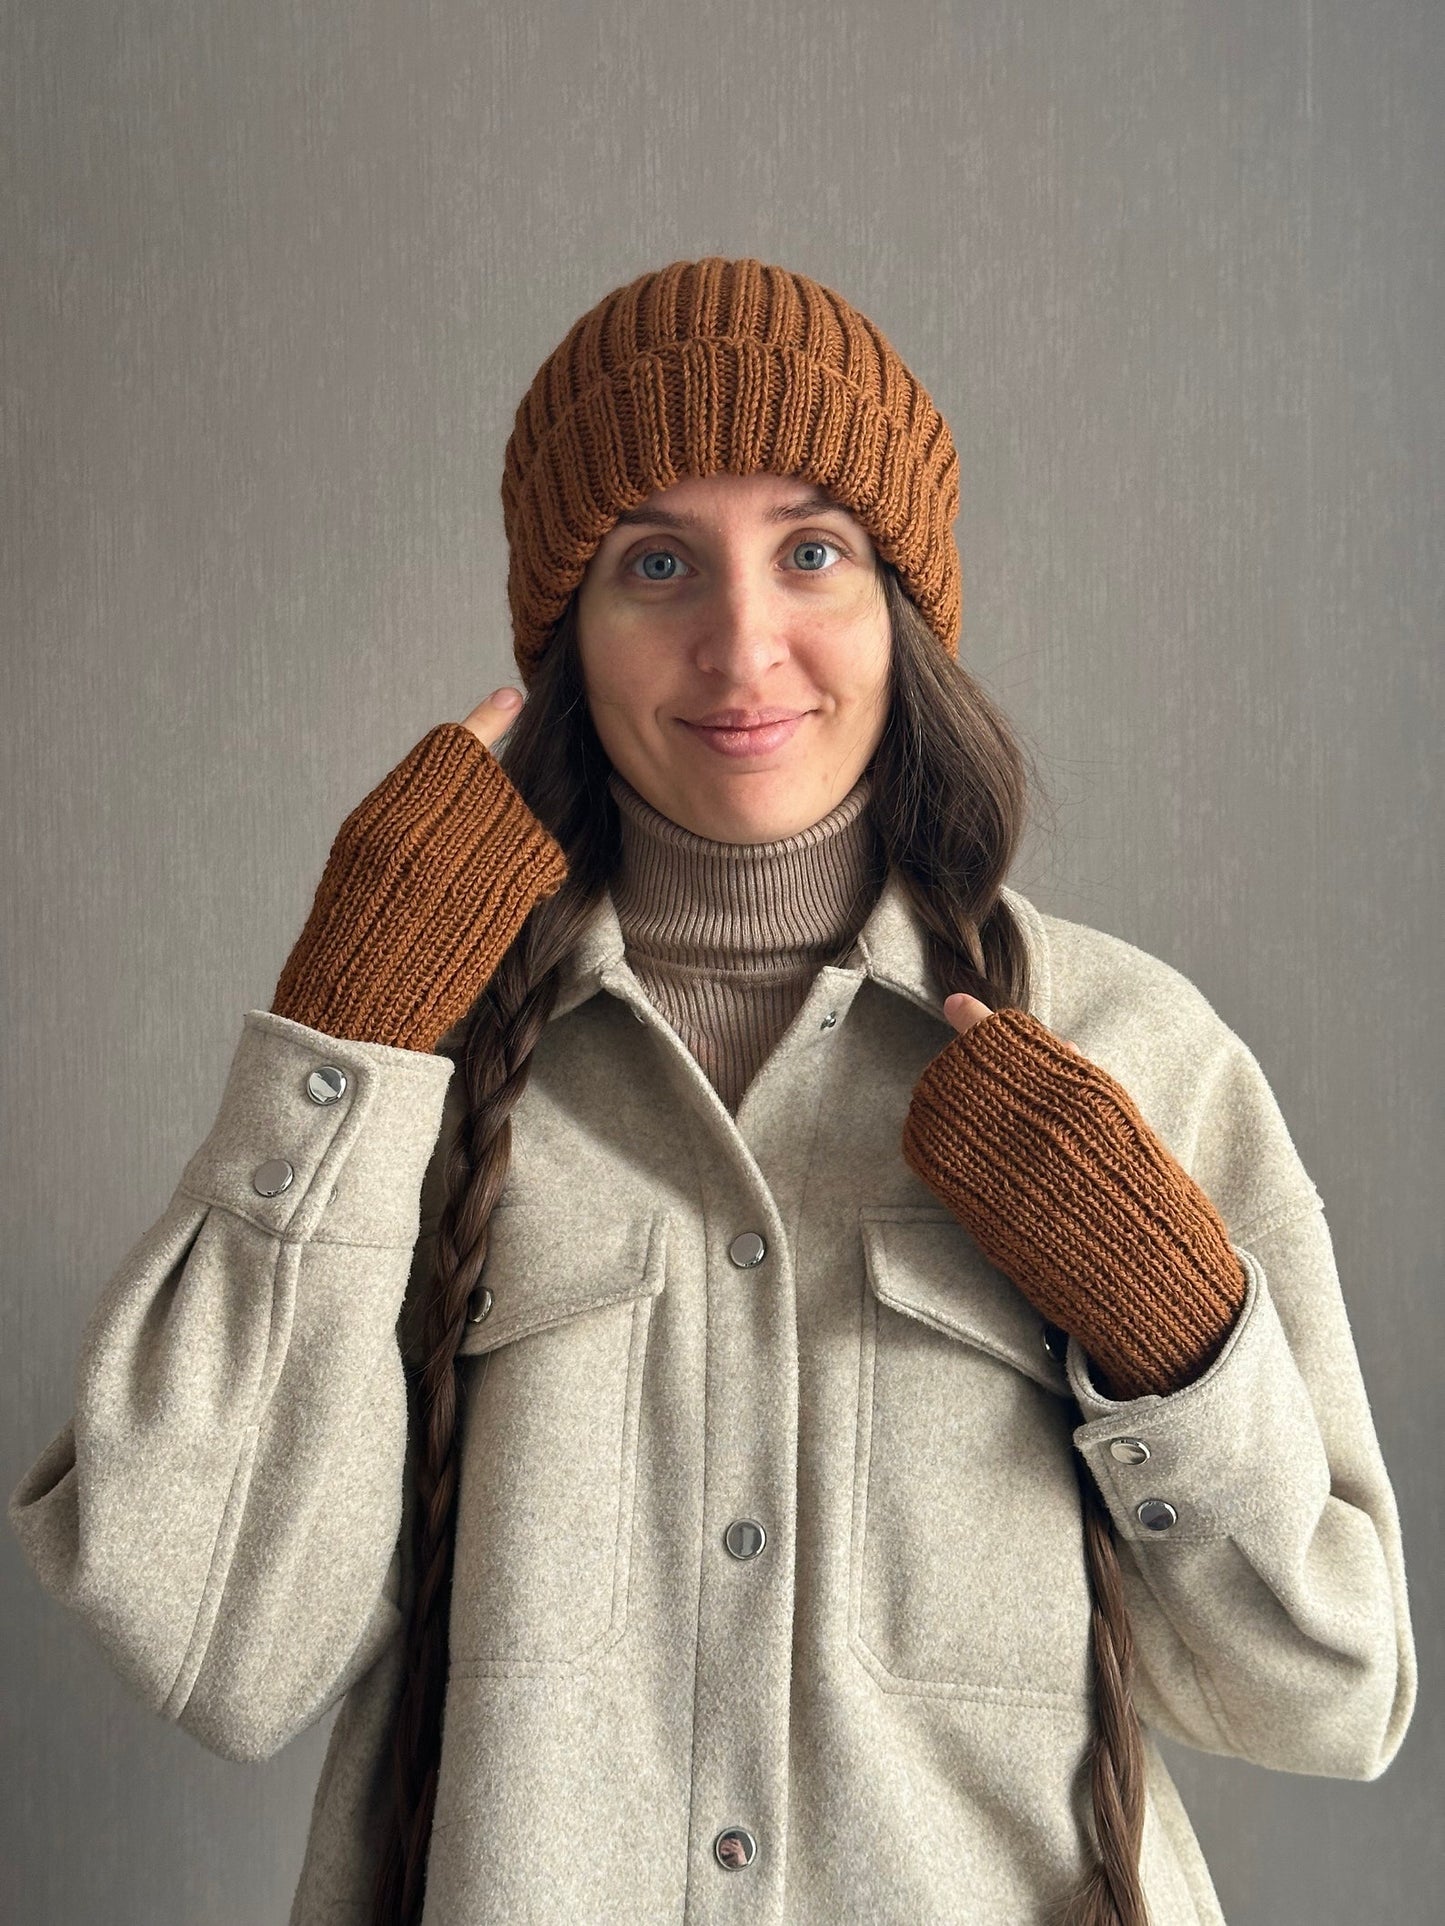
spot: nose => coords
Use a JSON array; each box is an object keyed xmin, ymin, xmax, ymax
[{"xmin": 688, "ymin": 573, "xmax": 790, "ymax": 683}]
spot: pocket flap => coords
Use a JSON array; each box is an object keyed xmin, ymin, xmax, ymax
[
  {"xmin": 859, "ymin": 1206, "xmax": 1070, "ymax": 1396},
  {"xmin": 451, "ymin": 1204, "xmax": 669, "ymax": 1356}
]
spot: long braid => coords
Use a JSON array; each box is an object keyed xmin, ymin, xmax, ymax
[
  {"xmin": 1051, "ymin": 1451, "xmax": 1151, "ymax": 1925},
  {"xmin": 877, "ymin": 569, "xmax": 1151, "ymax": 1922},
  {"xmin": 370, "ymin": 922, "xmax": 566, "ymax": 1923},
  {"xmin": 368, "ymin": 605, "xmax": 617, "ymax": 1923}
]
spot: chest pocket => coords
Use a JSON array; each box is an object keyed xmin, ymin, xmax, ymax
[
  {"xmin": 849, "ymin": 1206, "xmax": 1094, "ymax": 1704},
  {"xmin": 438, "ymin": 1201, "xmax": 669, "ymax": 1677}
]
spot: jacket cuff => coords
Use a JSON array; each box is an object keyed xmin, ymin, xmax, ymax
[
  {"xmin": 178, "ymin": 1009, "xmax": 455, "ymax": 1249},
  {"xmin": 1066, "ymin": 1244, "xmax": 1326, "ymax": 1545}
]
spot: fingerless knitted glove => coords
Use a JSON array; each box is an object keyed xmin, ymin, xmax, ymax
[
  {"xmin": 270, "ymin": 722, "xmax": 569, "ymax": 1053},
  {"xmin": 901, "ymin": 1006, "xmax": 1248, "ymax": 1400}
]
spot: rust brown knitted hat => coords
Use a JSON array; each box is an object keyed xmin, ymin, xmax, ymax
[{"xmin": 500, "ymin": 256, "xmax": 962, "ymax": 686}]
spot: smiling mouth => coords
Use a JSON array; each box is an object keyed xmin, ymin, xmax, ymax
[
  {"xmin": 680, "ymin": 714, "xmax": 809, "ymax": 757},
  {"xmin": 683, "ymin": 707, "xmax": 809, "ymax": 728}
]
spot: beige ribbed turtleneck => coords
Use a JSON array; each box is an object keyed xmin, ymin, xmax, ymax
[{"xmin": 606, "ymin": 766, "xmax": 887, "ymax": 1115}]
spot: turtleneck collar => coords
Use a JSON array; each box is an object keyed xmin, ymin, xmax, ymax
[{"xmin": 605, "ymin": 766, "xmax": 887, "ymax": 980}]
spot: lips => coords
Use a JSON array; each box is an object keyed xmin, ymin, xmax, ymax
[
  {"xmin": 681, "ymin": 714, "xmax": 808, "ymax": 757},
  {"xmin": 687, "ymin": 709, "xmax": 805, "ymax": 728}
]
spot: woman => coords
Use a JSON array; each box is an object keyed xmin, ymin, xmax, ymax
[{"xmin": 10, "ymin": 257, "xmax": 1416, "ymax": 1925}]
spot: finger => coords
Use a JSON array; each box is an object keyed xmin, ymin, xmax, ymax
[
  {"xmin": 943, "ymin": 992, "xmax": 993, "ymax": 1036},
  {"xmin": 458, "ymin": 687, "xmax": 525, "ymax": 752}
]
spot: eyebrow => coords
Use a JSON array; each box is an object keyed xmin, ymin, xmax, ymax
[{"xmin": 609, "ymin": 489, "xmax": 848, "ymax": 533}]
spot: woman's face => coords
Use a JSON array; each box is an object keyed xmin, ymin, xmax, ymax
[{"xmin": 575, "ymin": 470, "xmax": 892, "ymax": 844}]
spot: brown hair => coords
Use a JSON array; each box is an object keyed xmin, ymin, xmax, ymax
[{"xmin": 370, "ymin": 563, "xmax": 1150, "ymax": 1926}]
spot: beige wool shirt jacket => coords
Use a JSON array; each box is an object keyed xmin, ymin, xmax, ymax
[{"xmin": 9, "ymin": 876, "xmax": 1418, "ymax": 1925}]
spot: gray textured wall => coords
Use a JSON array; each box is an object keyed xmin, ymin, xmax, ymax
[{"xmin": 3, "ymin": 1, "xmax": 1439, "ymax": 1920}]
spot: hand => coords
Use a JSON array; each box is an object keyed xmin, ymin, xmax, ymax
[
  {"xmin": 269, "ymin": 694, "xmax": 567, "ymax": 1053},
  {"xmin": 459, "ymin": 686, "xmax": 526, "ymax": 751},
  {"xmin": 903, "ymin": 1004, "xmax": 1248, "ymax": 1399}
]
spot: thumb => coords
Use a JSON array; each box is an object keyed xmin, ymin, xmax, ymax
[
  {"xmin": 459, "ymin": 686, "xmax": 525, "ymax": 752},
  {"xmin": 942, "ymin": 992, "xmax": 995, "ymax": 1038}
]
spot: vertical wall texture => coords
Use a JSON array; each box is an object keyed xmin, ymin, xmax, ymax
[{"xmin": 3, "ymin": 0, "xmax": 1439, "ymax": 1919}]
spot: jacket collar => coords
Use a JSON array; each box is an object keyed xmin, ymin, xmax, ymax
[{"xmin": 546, "ymin": 868, "xmax": 1052, "ymax": 1027}]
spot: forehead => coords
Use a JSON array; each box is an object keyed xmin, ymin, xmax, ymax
[{"xmin": 606, "ymin": 472, "xmax": 861, "ymax": 535}]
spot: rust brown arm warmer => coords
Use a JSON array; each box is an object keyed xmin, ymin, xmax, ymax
[
  {"xmin": 269, "ymin": 722, "xmax": 569, "ymax": 1053},
  {"xmin": 901, "ymin": 1006, "xmax": 1249, "ymax": 1401}
]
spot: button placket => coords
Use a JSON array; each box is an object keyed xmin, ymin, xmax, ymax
[{"xmin": 678, "ymin": 1107, "xmax": 799, "ymax": 1910}]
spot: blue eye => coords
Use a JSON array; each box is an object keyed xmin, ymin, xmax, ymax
[{"xmin": 626, "ymin": 536, "xmax": 845, "ymax": 582}]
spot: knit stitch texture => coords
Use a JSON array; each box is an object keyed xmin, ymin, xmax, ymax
[
  {"xmin": 902, "ymin": 1005, "xmax": 1249, "ymax": 1398},
  {"xmin": 270, "ymin": 723, "xmax": 568, "ymax": 1052}
]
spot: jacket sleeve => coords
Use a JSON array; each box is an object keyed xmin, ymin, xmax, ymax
[
  {"xmin": 7, "ymin": 1008, "xmax": 454, "ymax": 1764},
  {"xmin": 1064, "ymin": 1030, "xmax": 1418, "ymax": 1781}
]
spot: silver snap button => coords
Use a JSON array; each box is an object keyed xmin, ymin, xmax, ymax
[
  {"xmin": 466, "ymin": 1286, "xmax": 494, "ymax": 1324},
  {"xmin": 729, "ymin": 1231, "xmax": 767, "ymax": 1268},
  {"xmin": 252, "ymin": 1158, "xmax": 294, "ymax": 1197},
  {"xmin": 714, "ymin": 1827, "xmax": 757, "ymax": 1869},
  {"xmin": 1041, "ymin": 1321, "xmax": 1068, "ymax": 1363},
  {"xmin": 305, "ymin": 1064, "xmax": 347, "ymax": 1104},
  {"xmin": 723, "ymin": 1518, "xmax": 767, "ymax": 1560},
  {"xmin": 819, "ymin": 1011, "xmax": 837, "ymax": 1029},
  {"xmin": 1109, "ymin": 1437, "xmax": 1150, "ymax": 1465},
  {"xmin": 1136, "ymin": 1499, "xmax": 1178, "ymax": 1532}
]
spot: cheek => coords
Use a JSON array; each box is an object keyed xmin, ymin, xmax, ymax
[
  {"xmin": 579, "ymin": 633, "xmax": 674, "ymax": 728},
  {"xmin": 577, "ymin": 603, "xmax": 649, "ymax": 697},
  {"xmin": 813, "ymin": 615, "xmax": 891, "ymax": 706}
]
